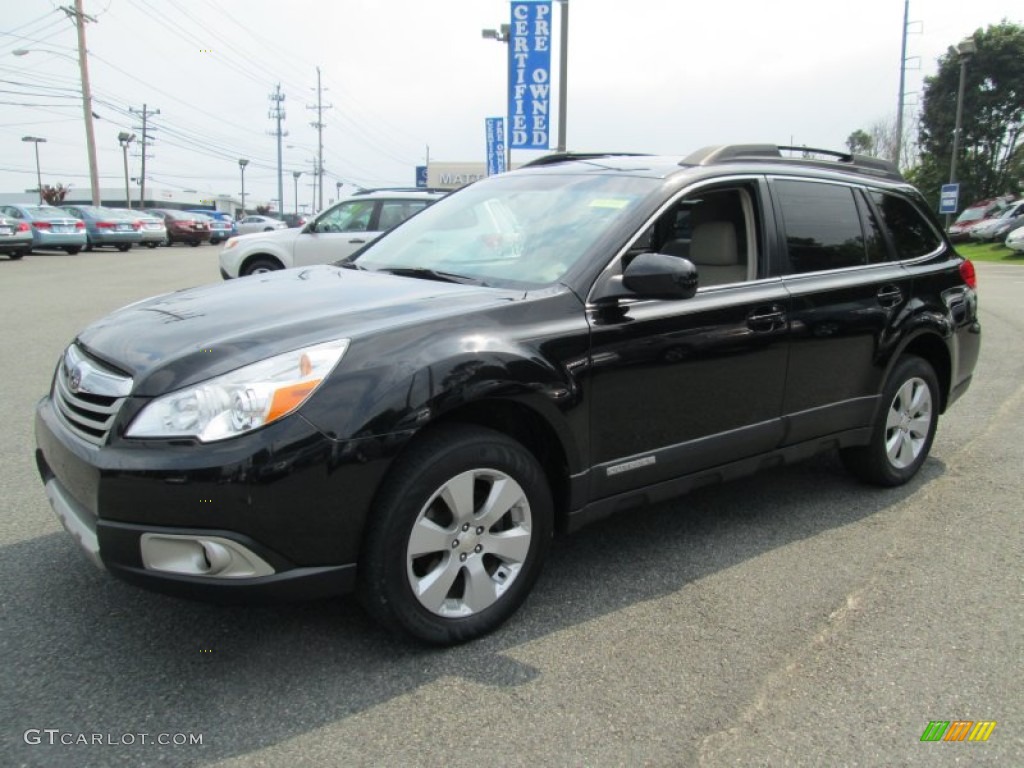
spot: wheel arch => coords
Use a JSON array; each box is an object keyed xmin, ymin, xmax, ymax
[
  {"xmin": 430, "ymin": 398, "xmax": 573, "ymax": 530},
  {"xmin": 889, "ymin": 330, "xmax": 952, "ymax": 412},
  {"xmin": 357, "ymin": 395, "xmax": 579, "ymax": 539},
  {"xmin": 240, "ymin": 252, "xmax": 285, "ymax": 274}
]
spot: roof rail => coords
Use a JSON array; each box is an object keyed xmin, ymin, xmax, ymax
[
  {"xmin": 519, "ymin": 152, "xmax": 651, "ymax": 168},
  {"xmin": 681, "ymin": 144, "xmax": 903, "ymax": 181},
  {"xmin": 350, "ymin": 187, "xmax": 447, "ymax": 195}
]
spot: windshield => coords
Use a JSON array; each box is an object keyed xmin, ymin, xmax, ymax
[{"xmin": 351, "ymin": 173, "xmax": 658, "ymax": 288}]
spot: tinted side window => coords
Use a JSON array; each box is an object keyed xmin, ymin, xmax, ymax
[
  {"xmin": 855, "ymin": 191, "xmax": 887, "ymax": 264},
  {"xmin": 869, "ymin": 191, "xmax": 942, "ymax": 260},
  {"xmin": 378, "ymin": 201, "xmax": 429, "ymax": 231},
  {"xmin": 775, "ymin": 180, "xmax": 866, "ymax": 273}
]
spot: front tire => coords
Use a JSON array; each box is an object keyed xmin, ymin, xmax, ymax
[
  {"xmin": 841, "ymin": 355, "xmax": 939, "ymax": 486},
  {"xmin": 116, "ymin": 243, "xmax": 132, "ymax": 252},
  {"xmin": 64, "ymin": 246, "xmax": 81, "ymax": 255},
  {"xmin": 241, "ymin": 257, "xmax": 282, "ymax": 276},
  {"xmin": 359, "ymin": 425, "xmax": 553, "ymax": 645}
]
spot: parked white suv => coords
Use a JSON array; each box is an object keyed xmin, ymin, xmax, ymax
[{"xmin": 220, "ymin": 190, "xmax": 444, "ymax": 278}]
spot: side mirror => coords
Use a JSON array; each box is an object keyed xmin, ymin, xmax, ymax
[
  {"xmin": 623, "ymin": 253, "xmax": 698, "ymax": 299},
  {"xmin": 592, "ymin": 253, "xmax": 698, "ymax": 303}
]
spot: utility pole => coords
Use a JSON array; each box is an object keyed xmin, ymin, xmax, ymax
[
  {"xmin": 61, "ymin": 1, "xmax": 100, "ymax": 205},
  {"xmin": 268, "ymin": 84, "xmax": 287, "ymax": 215},
  {"xmin": 307, "ymin": 67, "xmax": 332, "ymax": 212},
  {"xmin": 129, "ymin": 103, "xmax": 160, "ymax": 208},
  {"xmin": 894, "ymin": 0, "xmax": 909, "ymax": 167}
]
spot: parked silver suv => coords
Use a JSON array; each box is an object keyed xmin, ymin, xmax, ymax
[{"xmin": 219, "ymin": 189, "xmax": 444, "ymax": 278}]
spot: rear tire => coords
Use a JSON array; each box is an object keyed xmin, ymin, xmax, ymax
[
  {"xmin": 359, "ymin": 425, "xmax": 553, "ymax": 645},
  {"xmin": 145, "ymin": 242, "xmax": 158, "ymax": 249},
  {"xmin": 8, "ymin": 251, "xmax": 26, "ymax": 261},
  {"xmin": 116, "ymin": 243, "xmax": 132, "ymax": 252},
  {"xmin": 64, "ymin": 246, "xmax": 81, "ymax": 255},
  {"xmin": 841, "ymin": 355, "xmax": 939, "ymax": 487}
]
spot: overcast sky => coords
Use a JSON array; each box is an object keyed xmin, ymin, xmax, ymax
[{"xmin": 1, "ymin": 0, "xmax": 1020, "ymax": 207}]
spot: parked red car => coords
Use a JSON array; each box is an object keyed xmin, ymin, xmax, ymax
[
  {"xmin": 947, "ymin": 197, "xmax": 1011, "ymax": 242},
  {"xmin": 145, "ymin": 208, "xmax": 211, "ymax": 247}
]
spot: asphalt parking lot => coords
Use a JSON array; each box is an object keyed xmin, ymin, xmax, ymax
[{"xmin": 1, "ymin": 247, "xmax": 1021, "ymax": 767}]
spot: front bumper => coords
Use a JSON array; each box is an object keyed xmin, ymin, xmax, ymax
[{"xmin": 34, "ymin": 393, "xmax": 400, "ymax": 603}]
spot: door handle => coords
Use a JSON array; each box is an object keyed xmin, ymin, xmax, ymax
[
  {"xmin": 348, "ymin": 238, "xmax": 366, "ymax": 244},
  {"xmin": 747, "ymin": 304, "xmax": 786, "ymax": 332},
  {"xmin": 877, "ymin": 285, "xmax": 903, "ymax": 308}
]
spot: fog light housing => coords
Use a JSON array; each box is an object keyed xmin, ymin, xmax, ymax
[{"xmin": 140, "ymin": 534, "xmax": 275, "ymax": 578}]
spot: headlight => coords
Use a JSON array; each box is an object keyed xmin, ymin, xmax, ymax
[
  {"xmin": 126, "ymin": 339, "xmax": 349, "ymax": 442},
  {"xmin": 224, "ymin": 237, "xmax": 239, "ymax": 249}
]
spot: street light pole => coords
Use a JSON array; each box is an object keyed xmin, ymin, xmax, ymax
[
  {"xmin": 22, "ymin": 136, "xmax": 46, "ymax": 204},
  {"xmin": 482, "ymin": 24, "xmax": 512, "ymax": 171},
  {"xmin": 946, "ymin": 37, "xmax": 977, "ymax": 229},
  {"xmin": 238, "ymin": 158, "xmax": 249, "ymax": 217},
  {"xmin": 556, "ymin": 0, "xmax": 569, "ymax": 153},
  {"xmin": 12, "ymin": 42, "xmax": 97, "ymax": 203},
  {"xmin": 118, "ymin": 132, "xmax": 136, "ymax": 209},
  {"xmin": 292, "ymin": 171, "xmax": 302, "ymax": 216}
]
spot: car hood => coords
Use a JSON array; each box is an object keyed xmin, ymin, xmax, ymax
[
  {"xmin": 237, "ymin": 222, "xmax": 289, "ymax": 235},
  {"xmin": 76, "ymin": 265, "xmax": 522, "ymax": 395}
]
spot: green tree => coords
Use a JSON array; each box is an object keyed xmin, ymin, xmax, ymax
[
  {"xmin": 915, "ymin": 22, "xmax": 1024, "ymax": 209},
  {"xmin": 846, "ymin": 129, "xmax": 874, "ymax": 155}
]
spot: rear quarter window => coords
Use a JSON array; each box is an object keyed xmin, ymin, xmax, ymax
[{"xmin": 869, "ymin": 191, "xmax": 942, "ymax": 260}]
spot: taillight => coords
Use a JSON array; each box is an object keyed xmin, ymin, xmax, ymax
[
  {"xmin": 132, "ymin": 221, "xmax": 141, "ymax": 230},
  {"xmin": 17, "ymin": 222, "xmax": 30, "ymax": 232},
  {"xmin": 96, "ymin": 221, "xmax": 115, "ymax": 229},
  {"xmin": 32, "ymin": 221, "xmax": 52, "ymax": 230},
  {"xmin": 75, "ymin": 221, "xmax": 85, "ymax": 230},
  {"xmin": 959, "ymin": 258, "xmax": 977, "ymax": 290}
]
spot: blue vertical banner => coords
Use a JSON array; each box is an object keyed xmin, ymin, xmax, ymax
[
  {"xmin": 485, "ymin": 117, "xmax": 506, "ymax": 175},
  {"xmin": 509, "ymin": 0, "xmax": 552, "ymax": 150},
  {"xmin": 415, "ymin": 165, "xmax": 428, "ymax": 188}
]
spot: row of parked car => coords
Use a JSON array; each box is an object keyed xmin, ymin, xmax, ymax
[
  {"xmin": 0, "ymin": 204, "xmax": 315, "ymax": 260},
  {"xmin": 947, "ymin": 196, "xmax": 1024, "ymax": 252}
]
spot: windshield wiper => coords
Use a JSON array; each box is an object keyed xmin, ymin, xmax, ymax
[{"xmin": 373, "ymin": 267, "xmax": 488, "ymax": 286}]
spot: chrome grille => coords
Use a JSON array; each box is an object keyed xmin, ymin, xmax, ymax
[{"xmin": 52, "ymin": 345, "xmax": 133, "ymax": 446}]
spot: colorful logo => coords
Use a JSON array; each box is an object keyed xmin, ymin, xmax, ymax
[{"xmin": 920, "ymin": 721, "xmax": 997, "ymax": 742}]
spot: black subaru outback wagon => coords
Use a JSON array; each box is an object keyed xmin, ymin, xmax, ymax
[{"xmin": 35, "ymin": 145, "xmax": 980, "ymax": 644}]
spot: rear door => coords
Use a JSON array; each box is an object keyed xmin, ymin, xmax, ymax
[{"xmin": 770, "ymin": 178, "xmax": 912, "ymax": 444}]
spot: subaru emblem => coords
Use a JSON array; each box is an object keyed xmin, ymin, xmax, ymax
[{"xmin": 68, "ymin": 365, "xmax": 83, "ymax": 393}]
